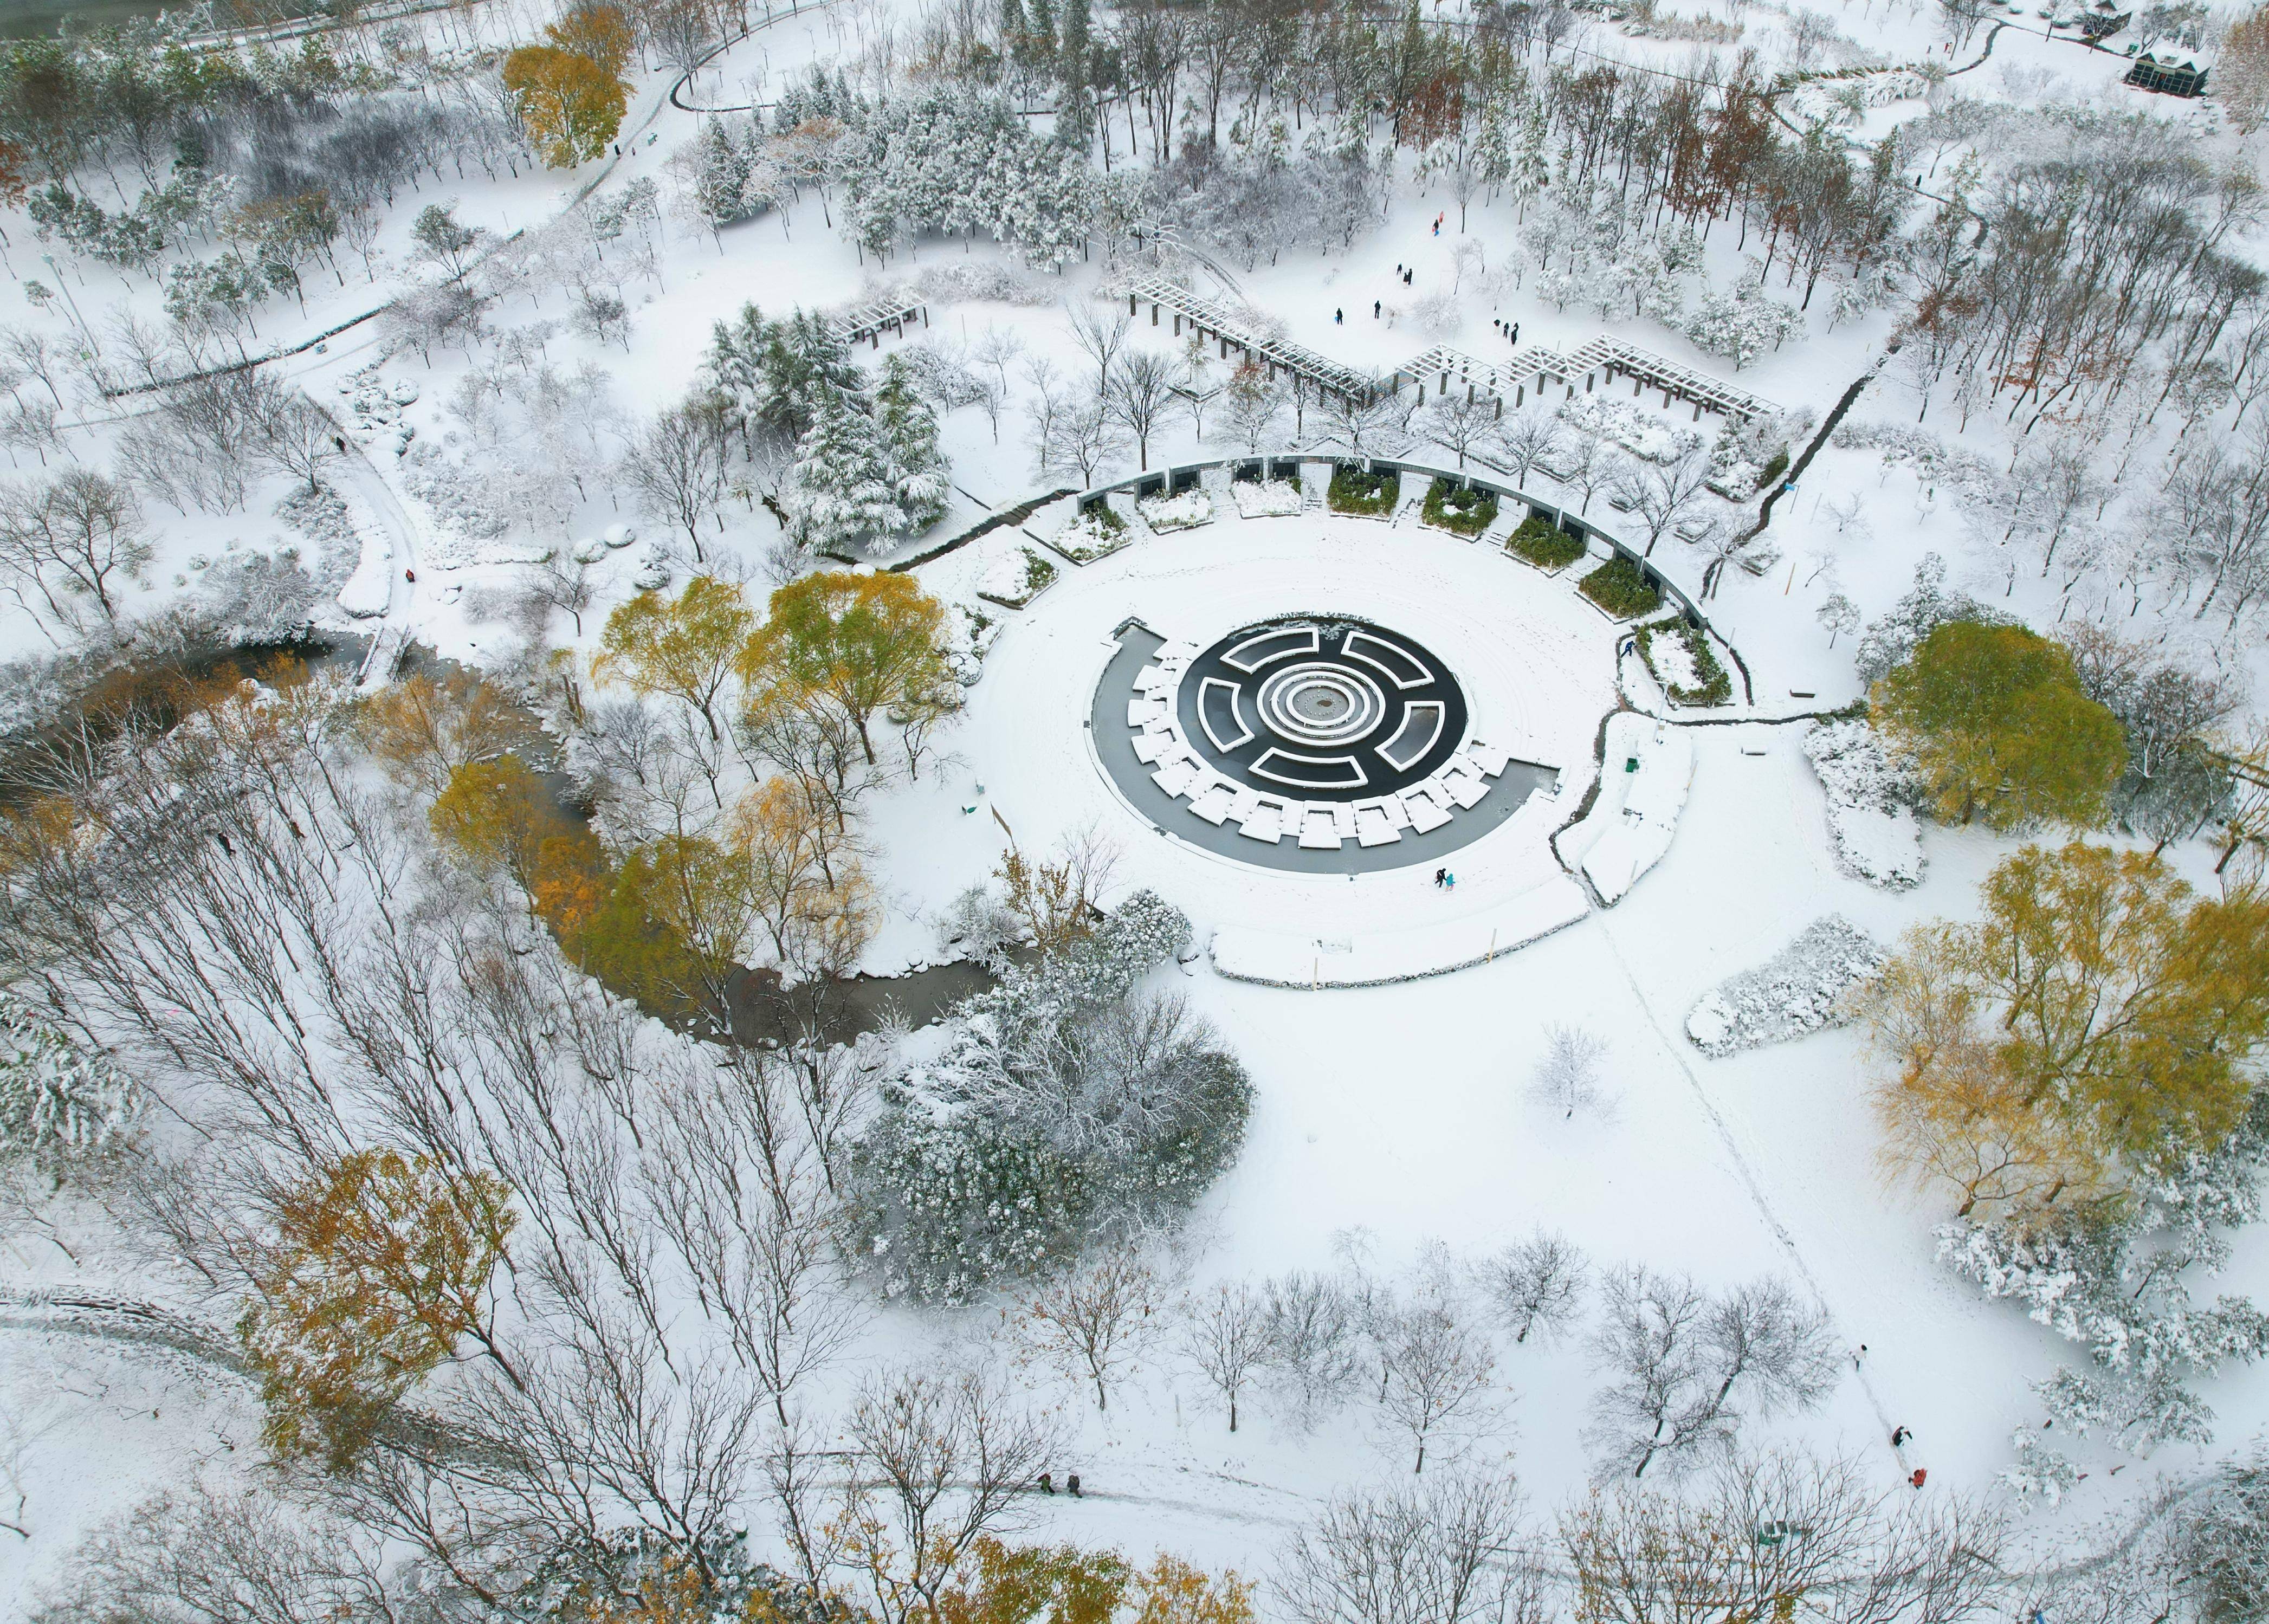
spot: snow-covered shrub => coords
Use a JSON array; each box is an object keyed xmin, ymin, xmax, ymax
[
  {"xmin": 1049, "ymin": 506, "xmax": 1129, "ymax": 562},
  {"xmin": 1231, "ymin": 478, "xmax": 1303, "ymax": 519},
  {"xmin": 1940, "ymin": 1093, "xmax": 2269, "ymax": 1454},
  {"xmin": 1852, "ymin": 552, "xmax": 2013, "ymax": 685},
  {"xmin": 1683, "ymin": 271, "xmax": 1804, "ymax": 371},
  {"xmin": 1685, "ymin": 916, "xmax": 1887, "ymax": 1056},
  {"xmin": 1803, "ymin": 721, "xmax": 1924, "ymax": 890},
  {"xmin": 1633, "ymin": 616, "xmax": 1730, "ymax": 707},
  {"xmin": 913, "ymin": 261, "xmax": 1056, "ymax": 307},
  {"xmin": 943, "ymin": 603, "xmax": 999, "ymax": 684},
  {"xmin": 849, "ymin": 892, "xmax": 1253, "ymax": 1302},
  {"xmin": 1138, "ymin": 489, "xmax": 1213, "ymax": 532},
  {"xmin": 976, "ymin": 545, "xmax": 1056, "ymax": 607},
  {"xmin": 1999, "ymin": 1428, "xmax": 2083, "ymax": 1509},
  {"xmin": 934, "ymin": 884, "xmax": 1021, "ymax": 970},
  {"xmin": 1556, "ymin": 394, "xmax": 1703, "ymax": 464},
  {"xmin": 0, "ymin": 997, "xmax": 140, "ymax": 1162}
]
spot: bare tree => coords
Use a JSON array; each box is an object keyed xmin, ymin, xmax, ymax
[
  {"xmin": 1614, "ymin": 446, "xmax": 1714, "ymax": 556},
  {"xmin": 1276, "ymin": 1473, "xmax": 1549, "ymax": 1624},
  {"xmin": 621, "ymin": 398, "xmax": 733, "ymax": 560},
  {"xmin": 1260, "ymin": 1270, "xmax": 1365, "ymax": 1429},
  {"xmin": 1179, "ymin": 1279, "xmax": 1274, "ymax": 1432},
  {"xmin": 251, "ymin": 385, "xmax": 346, "ymax": 497},
  {"xmin": 972, "ymin": 325, "xmax": 1024, "ymax": 393},
  {"xmin": 29, "ymin": 1482, "xmax": 400, "ymax": 1624},
  {"xmin": 1473, "ymin": 1229, "xmax": 1588, "ymax": 1347},
  {"xmin": 1697, "ymin": 1277, "xmax": 1841, "ymax": 1425},
  {"xmin": 1018, "ymin": 1247, "xmax": 1160, "ymax": 1412},
  {"xmin": 1563, "ymin": 1449, "xmax": 2006, "ymax": 1624},
  {"xmin": 1525, "ymin": 1025, "xmax": 1612, "ymax": 1121},
  {"xmin": 1104, "ymin": 348, "xmax": 1185, "ymax": 470},
  {"xmin": 1378, "ymin": 1302, "xmax": 1501, "ymax": 1473},
  {"xmin": 0, "ymin": 469, "xmax": 151, "ymax": 626},
  {"xmin": 1491, "ymin": 408, "xmax": 1566, "ymax": 487},
  {"xmin": 1035, "ymin": 393, "xmax": 1127, "ymax": 487},
  {"xmin": 1421, "ymin": 393, "xmax": 1496, "ymax": 470},
  {"xmin": 1567, "ymin": 438, "xmax": 1625, "ymax": 516},
  {"xmin": 522, "ymin": 553, "xmax": 597, "ymax": 637},
  {"xmin": 838, "ymin": 1363, "xmax": 1064, "ymax": 1624},
  {"xmin": 1221, "ymin": 360, "xmax": 1286, "ymax": 453},
  {"xmin": 1065, "ymin": 300, "xmax": 1134, "ymax": 395},
  {"xmin": 1583, "ymin": 1264, "xmax": 1711, "ymax": 1480}
]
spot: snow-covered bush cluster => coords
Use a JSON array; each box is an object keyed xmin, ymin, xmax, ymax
[
  {"xmin": 911, "ymin": 260, "xmax": 1057, "ymax": 307},
  {"xmin": 1141, "ymin": 112, "xmax": 1389, "ymax": 271},
  {"xmin": 1682, "ymin": 268, "xmax": 1805, "ymax": 372},
  {"xmin": 333, "ymin": 365, "xmax": 420, "ymax": 458},
  {"xmin": 1941, "ymin": 1087, "xmax": 2269, "ymax": 1457},
  {"xmin": 1138, "ymin": 488, "xmax": 1213, "ymax": 532},
  {"xmin": 1803, "ymin": 721, "xmax": 1924, "ymax": 890},
  {"xmin": 848, "ymin": 891, "xmax": 1252, "ymax": 1302},
  {"xmin": 1049, "ymin": 507, "xmax": 1130, "ymax": 561},
  {"xmin": 1556, "ymin": 393, "xmax": 1702, "ymax": 464},
  {"xmin": 942, "ymin": 603, "xmax": 1001, "ymax": 684},
  {"xmin": 0, "ymin": 996, "xmax": 140, "ymax": 1161},
  {"xmin": 1231, "ymin": 478, "xmax": 1303, "ymax": 517},
  {"xmin": 1785, "ymin": 68, "xmax": 1930, "ymax": 129},
  {"xmin": 976, "ymin": 544, "xmax": 1056, "ymax": 607},
  {"xmin": 1685, "ymin": 916, "xmax": 1887, "ymax": 1057}
]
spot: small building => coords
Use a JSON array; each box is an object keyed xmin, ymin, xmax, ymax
[{"xmin": 2125, "ymin": 51, "xmax": 2210, "ymax": 96}]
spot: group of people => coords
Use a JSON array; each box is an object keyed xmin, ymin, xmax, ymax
[{"xmin": 1432, "ymin": 868, "xmax": 1457, "ymax": 889}]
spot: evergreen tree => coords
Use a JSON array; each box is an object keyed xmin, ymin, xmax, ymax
[
  {"xmin": 758, "ymin": 309, "xmax": 862, "ymax": 436},
  {"xmin": 690, "ymin": 117, "xmax": 751, "ymax": 229},
  {"xmin": 783, "ymin": 384, "xmax": 903, "ymax": 552},
  {"xmin": 1056, "ymin": 0, "xmax": 1093, "ymax": 151},
  {"xmin": 876, "ymin": 354, "xmax": 951, "ymax": 534}
]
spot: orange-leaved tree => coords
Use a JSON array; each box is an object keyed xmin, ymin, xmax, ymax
[{"xmin": 239, "ymin": 1148, "xmax": 518, "ymax": 1470}]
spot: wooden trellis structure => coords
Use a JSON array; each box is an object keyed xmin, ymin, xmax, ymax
[
  {"xmin": 827, "ymin": 296, "xmax": 929, "ymax": 349},
  {"xmin": 1124, "ymin": 276, "xmax": 1382, "ymax": 406},
  {"xmin": 1393, "ymin": 339, "xmax": 1777, "ymax": 423}
]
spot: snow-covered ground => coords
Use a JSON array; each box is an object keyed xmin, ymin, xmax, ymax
[{"xmin": 1, "ymin": 0, "xmax": 2265, "ymax": 1608}]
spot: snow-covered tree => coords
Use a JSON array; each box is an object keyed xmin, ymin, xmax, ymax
[
  {"xmin": 875, "ymin": 354, "xmax": 950, "ymax": 533},
  {"xmin": 782, "ymin": 383, "xmax": 903, "ymax": 553},
  {"xmin": 1474, "ymin": 1228, "xmax": 1589, "ymax": 1347},
  {"xmin": 846, "ymin": 892, "xmax": 1250, "ymax": 1302},
  {"xmin": 0, "ymin": 995, "xmax": 139, "ymax": 1162}
]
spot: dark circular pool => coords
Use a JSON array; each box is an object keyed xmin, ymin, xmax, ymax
[{"xmin": 1174, "ymin": 616, "xmax": 1469, "ymax": 802}]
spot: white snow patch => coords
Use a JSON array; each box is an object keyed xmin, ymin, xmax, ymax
[
  {"xmin": 1685, "ymin": 914, "xmax": 1887, "ymax": 1056},
  {"xmin": 1802, "ymin": 720, "xmax": 1924, "ymax": 891}
]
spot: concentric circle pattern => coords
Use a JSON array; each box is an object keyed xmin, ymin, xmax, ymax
[{"xmin": 1178, "ymin": 617, "xmax": 1468, "ymax": 802}]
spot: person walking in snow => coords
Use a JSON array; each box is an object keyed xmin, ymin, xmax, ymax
[
  {"xmin": 1444, "ymin": 872, "xmax": 1457, "ymax": 889},
  {"xmin": 1335, "ymin": 308, "xmax": 1343, "ymax": 324},
  {"xmin": 1510, "ymin": 322, "xmax": 1520, "ymax": 344},
  {"xmin": 1891, "ymin": 1426, "xmax": 1911, "ymax": 1448},
  {"xmin": 1374, "ymin": 300, "xmax": 1381, "ymax": 318},
  {"xmin": 1433, "ymin": 868, "xmax": 1446, "ymax": 888}
]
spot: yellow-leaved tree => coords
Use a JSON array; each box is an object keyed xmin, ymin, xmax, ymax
[
  {"xmin": 596, "ymin": 574, "xmax": 755, "ymax": 744},
  {"xmin": 1870, "ymin": 621, "xmax": 2126, "ymax": 830},
  {"xmin": 739, "ymin": 571, "xmax": 952, "ymax": 766},
  {"xmin": 503, "ymin": 44, "xmax": 627, "ymax": 169},
  {"xmin": 239, "ymin": 1149, "xmax": 517, "ymax": 1470},
  {"xmin": 1864, "ymin": 842, "xmax": 2269, "ymax": 1220}
]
